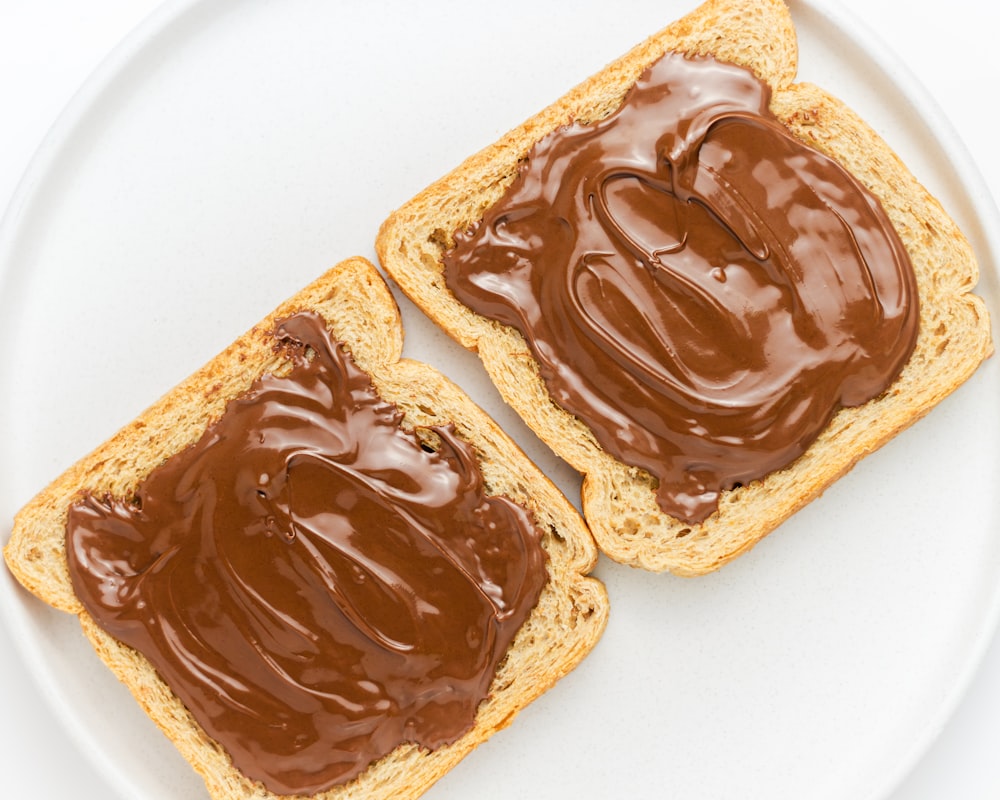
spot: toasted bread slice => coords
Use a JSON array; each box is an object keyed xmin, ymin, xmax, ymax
[
  {"xmin": 3, "ymin": 256, "xmax": 609, "ymax": 799},
  {"xmin": 375, "ymin": 0, "xmax": 993, "ymax": 575}
]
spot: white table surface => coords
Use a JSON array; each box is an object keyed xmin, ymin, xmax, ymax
[{"xmin": 1, "ymin": 1, "xmax": 997, "ymax": 797}]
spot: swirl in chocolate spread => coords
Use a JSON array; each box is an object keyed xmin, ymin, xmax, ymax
[
  {"xmin": 65, "ymin": 312, "xmax": 548, "ymax": 795},
  {"xmin": 444, "ymin": 52, "xmax": 919, "ymax": 524}
]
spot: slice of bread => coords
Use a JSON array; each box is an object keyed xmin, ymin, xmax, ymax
[
  {"xmin": 375, "ymin": 0, "xmax": 993, "ymax": 575},
  {"xmin": 2, "ymin": 256, "xmax": 609, "ymax": 799}
]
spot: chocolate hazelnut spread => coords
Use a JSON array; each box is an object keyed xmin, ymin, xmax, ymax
[
  {"xmin": 65, "ymin": 312, "xmax": 548, "ymax": 795},
  {"xmin": 444, "ymin": 51, "xmax": 919, "ymax": 524}
]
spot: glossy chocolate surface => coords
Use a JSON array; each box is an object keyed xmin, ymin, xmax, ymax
[
  {"xmin": 444, "ymin": 52, "xmax": 919, "ymax": 523},
  {"xmin": 66, "ymin": 312, "xmax": 548, "ymax": 794}
]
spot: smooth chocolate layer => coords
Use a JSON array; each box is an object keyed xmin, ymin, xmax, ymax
[
  {"xmin": 66, "ymin": 312, "xmax": 548, "ymax": 795},
  {"xmin": 444, "ymin": 51, "xmax": 919, "ymax": 524}
]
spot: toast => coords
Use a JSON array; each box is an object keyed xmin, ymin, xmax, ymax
[
  {"xmin": 3, "ymin": 256, "xmax": 609, "ymax": 799},
  {"xmin": 375, "ymin": 0, "xmax": 993, "ymax": 575}
]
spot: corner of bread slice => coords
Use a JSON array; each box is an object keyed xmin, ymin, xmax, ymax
[
  {"xmin": 4, "ymin": 256, "xmax": 402, "ymax": 613},
  {"xmin": 375, "ymin": 0, "xmax": 798, "ymax": 351},
  {"xmin": 374, "ymin": 0, "xmax": 800, "ymax": 355},
  {"xmin": 4, "ymin": 255, "xmax": 608, "ymax": 799}
]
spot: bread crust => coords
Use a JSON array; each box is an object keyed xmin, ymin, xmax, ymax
[
  {"xmin": 375, "ymin": 0, "xmax": 993, "ymax": 575},
  {"xmin": 3, "ymin": 256, "xmax": 609, "ymax": 799}
]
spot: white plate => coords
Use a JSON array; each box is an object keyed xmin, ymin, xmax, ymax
[{"xmin": 1, "ymin": 1, "xmax": 998, "ymax": 799}]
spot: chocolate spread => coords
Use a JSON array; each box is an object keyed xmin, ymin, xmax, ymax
[
  {"xmin": 65, "ymin": 312, "xmax": 548, "ymax": 795},
  {"xmin": 444, "ymin": 51, "xmax": 919, "ymax": 524}
]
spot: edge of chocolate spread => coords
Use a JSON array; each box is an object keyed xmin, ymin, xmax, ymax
[
  {"xmin": 443, "ymin": 51, "xmax": 920, "ymax": 524},
  {"xmin": 65, "ymin": 312, "xmax": 549, "ymax": 795}
]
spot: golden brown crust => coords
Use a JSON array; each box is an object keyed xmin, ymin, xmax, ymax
[
  {"xmin": 3, "ymin": 256, "xmax": 609, "ymax": 799},
  {"xmin": 375, "ymin": 0, "xmax": 993, "ymax": 575}
]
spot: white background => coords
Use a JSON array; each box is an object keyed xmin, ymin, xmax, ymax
[{"xmin": 0, "ymin": 1, "xmax": 997, "ymax": 798}]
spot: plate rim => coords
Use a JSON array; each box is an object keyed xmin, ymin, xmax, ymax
[{"xmin": 794, "ymin": 1, "xmax": 1000, "ymax": 795}]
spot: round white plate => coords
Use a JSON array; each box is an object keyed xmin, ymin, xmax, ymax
[{"xmin": 1, "ymin": 1, "xmax": 998, "ymax": 799}]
